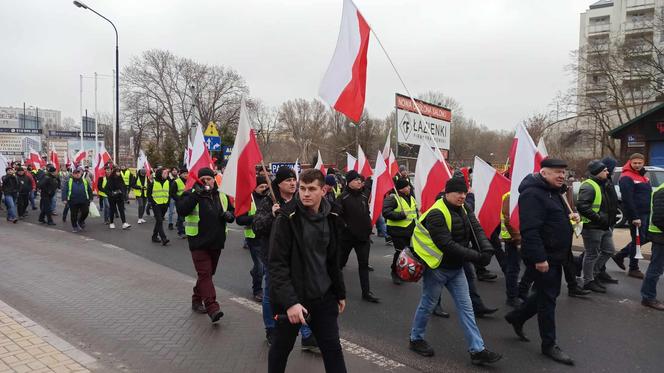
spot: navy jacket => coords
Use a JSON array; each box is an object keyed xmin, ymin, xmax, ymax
[
  {"xmin": 619, "ymin": 161, "xmax": 652, "ymax": 221},
  {"xmin": 518, "ymin": 173, "xmax": 573, "ymax": 265},
  {"xmin": 63, "ymin": 177, "xmax": 93, "ymax": 205}
]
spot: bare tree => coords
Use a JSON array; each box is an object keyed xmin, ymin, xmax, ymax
[
  {"xmin": 277, "ymin": 98, "xmax": 328, "ymax": 162},
  {"xmin": 246, "ymin": 99, "xmax": 280, "ymax": 158}
]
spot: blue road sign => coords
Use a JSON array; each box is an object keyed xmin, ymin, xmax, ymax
[{"xmin": 204, "ymin": 136, "xmax": 221, "ymax": 151}]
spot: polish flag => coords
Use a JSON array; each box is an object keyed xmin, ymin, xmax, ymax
[
  {"xmin": 314, "ymin": 150, "xmax": 327, "ymax": 176},
  {"xmin": 346, "ymin": 153, "xmax": 357, "ymax": 172},
  {"xmin": 294, "ymin": 158, "xmax": 301, "ymax": 182},
  {"xmin": 220, "ymin": 100, "xmax": 264, "ymax": 216},
  {"xmin": 473, "ymin": 156, "xmax": 511, "ymax": 235},
  {"xmin": 49, "ymin": 146, "xmax": 60, "ymax": 172},
  {"xmin": 382, "ymin": 130, "xmax": 399, "ymax": 176},
  {"xmin": 357, "ymin": 145, "xmax": 372, "ymax": 178},
  {"xmin": 186, "ymin": 135, "xmax": 193, "ymax": 169},
  {"xmin": 388, "ymin": 149, "xmax": 399, "ymax": 177},
  {"xmin": 64, "ymin": 151, "xmax": 71, "ymax": 171},
  {"xmin": 73, "ymin": 150, "xmax": 87, "ymax": 167},
  {"xmin": 186, "ymin": 122, "xmax": 215, "ymax": 189},
  {"xmin": 414, "ymin": 145, "xmax": 451, "ymax": 213},
  {"xmin": 508, "ymin": 124, "xmax": 545, "ymax": 230},
  {"xmin": 319, "ymin": 0, "xmax": 370, "ymax": 122},
  {"xmin": 28, "ymin": 149, "xmax": 43, "ymax": 169},
  {"xmin": 369, "ymin": 150, "xmax": 394, "ymax": 225},
  {"xmin": 93, "ymin": 146, "xmax": 112, "ymax": 191},
  {"xmin": 537, "ymin": 137, "xmax": 549, "ymax": 157},
  {"xmin": 137, "ymin": 149, "xmax": 152, "ymax": 179}
]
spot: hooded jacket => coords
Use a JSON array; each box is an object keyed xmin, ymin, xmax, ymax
[
  {"xmin": 619, "ymin": 161, "xmax": 652, "ymax": 221},
  {"xmin": 176, "ymin": 184, "xmax": 235, "ymax": 251},
  {"xmin": 1, "ymin": 174, "xmax": 19, "ymax": 196},
  {"xmin": 577, "ymin": 174, "xmax": 619, "ymax": 230},
  {"xmin": 518, "ymin": 173, "xmax": 573, "ymax": 265},
  {"xmin": 253, "ymin": 188, "xmax": 296, "ymax": 263},
  {"xmin": 37, "ymin": 173, "xmax": 60, "ymax": 198},
  {"xmin": 337, "ymin": 187, "xmax": 372, "ymax": 242}
]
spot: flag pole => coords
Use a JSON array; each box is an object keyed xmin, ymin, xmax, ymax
[{"xmin": 260, "ymin": 160, "xmax": 277, "ymax": 204}]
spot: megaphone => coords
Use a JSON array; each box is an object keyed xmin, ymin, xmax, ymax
[{"xmin": 635, "ymin": 226, "xmax": 645, "ymax": 260}]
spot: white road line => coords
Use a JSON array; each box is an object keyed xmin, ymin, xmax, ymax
[{"xmin": 229, "ymin": 296, "xmax": 405, "ymax": 371}]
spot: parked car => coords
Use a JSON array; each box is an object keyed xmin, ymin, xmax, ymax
[{"xmin": 573, "ymin": 166, "xmax": 664, "ymax": 227}]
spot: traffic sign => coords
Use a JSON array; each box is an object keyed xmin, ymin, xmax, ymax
[
  {"xmin": 204, "ymin": 136, "xmax": 221, "ymax": 151},
  {"xmin": 204, "ymin": 122, "xmax": 219, "ymax": 137}
]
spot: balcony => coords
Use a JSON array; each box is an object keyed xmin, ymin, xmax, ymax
[
  {"xmin": 625, "ymin": 18, "xmax": 654, "ymax": 33},
  {"xmin": 626, "ymin": 0, "xmax": 655, "ymax": 10},
  {"xmin": 588, "ymin": 23, "xmax": 610, "ymax": 34},
  {"xmin": 586, "ymin": 82, "xmax": 608, "ymax": 94}
]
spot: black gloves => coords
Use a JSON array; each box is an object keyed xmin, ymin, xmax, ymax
[
  {"xmin": 478, "ymin": 250, "xmax": 494, "ymax": 267},
  {"xmin": 222, "ymin": 211, "xmax": 234, "ymax": 223},
  {"xmin": 396, "ymin": 212, "xmax": 407, "ymax": 220}
]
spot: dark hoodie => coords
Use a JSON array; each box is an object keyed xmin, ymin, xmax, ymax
[
  {"xmin": 618, "ymin": 160, "xmax": 652, "ymax": 221},
  {"xmin": 577, "ymin": 174, "xmax": 618, "ymax": 230},
  {"xmin": 252, "ymin": 187, "xmax": 296, "ymax": 263},
  {"xmin": 518, "ymin": 173, "xmax": 573, "ymax": 265}
]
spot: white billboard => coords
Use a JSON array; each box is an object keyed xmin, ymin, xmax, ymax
[{"xmin": 395, "ymin": 94, "xmax": 451, "ymax": 150}]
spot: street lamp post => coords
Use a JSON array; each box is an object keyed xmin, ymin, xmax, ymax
[{"xmin": 73, "ymin": 1, "xmax": 119, "ymax": 163}]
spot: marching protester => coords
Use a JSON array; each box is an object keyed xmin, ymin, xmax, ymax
[
  {"xmin": 168, "ymin": 166, "xmax": 180, "ymax": 231},
  {"xmin": 120, "ymin": 165, "xmax": 133, "ymax": 204},
  {"xmin": 97, "ymin": 166, "xmax": 112, "ymax": 224},
  {"xmin": 16, "ymin": 167, "xmax": 32, "ymax": 218},
  {"xmin": 253, "ymin": 166, "xmax": 318, "ymax": 350},
  {"xmin": 24, "ymin": 165, "xmax": 37, "ymax": 211},
  {"xmin": 614, "ymin": 153, "xmax": 651, "ymax": 279},
  {"xmin": 133, "ymin": 168, "xmax": 149, "ymax": 224},
  {"xmin": 500, "ymin": 189, "xmax": 523, "ymax": 307},
  {"xmin": 148, "ymin": 167, "xmax": 171, "ymax": 245},
  {"xmin": 505, "ymin": 158, "xmax": 577, "ymax": 365},
  {"xmin": 323, "ymin": 174, "xmax": 338, "ymax": 204},
  {"xmin": 37, "ymin": 165, "xmax": 59, "ymax": 226},
  {"xmin": 236, "ymin": 175, "xmax": 270, "ymax": 302},
  {"xmin": 63, "ymin": 166, "xmax": 93, "ymax": 233},
  {"xmin": 268, "ymin": 169, "xmax": 347, "ymax": 373},
  {"xmin": 642, "ymin": 177, "xmax": 664, "ymax": 310},
  {"xmin": 577, "ymin": 160, "xmax": 618, "ymax": 293},
  {"xmin": 177, "ymin": 167, "xmax": 235, "ymax": 323},
  {"xmin": 408, "ymin": 177, "xmax": 501, "ymax": 365},
  {"xmin": 1, "ymin": 167, "xmax": 18, "ymax": 223},
  {"xmin": 169, "ymin": 168, "xmax": 188, "ymax": 238},
  {"xmin": 338, "ymin": 170, "xmax": 379, "ymax": 303},
  {"xmin": 104, "ymin": 166, "xmax": 131, "ymax": 230},
  {"xmin": 383, "ymin": 177, "xmax": 417, "ymax": 285}
]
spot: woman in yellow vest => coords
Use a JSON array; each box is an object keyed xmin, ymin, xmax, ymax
[
  {"xmin": 169, "ymin": 168, "xmax": 189, "ymax": 238},
  {"xmin": 148, "ymin": 167, "xmax": 172, "ymax": 245},
  {"xmin": 176, "ymin": 167, "xmax": 235, "ymax": 323}
]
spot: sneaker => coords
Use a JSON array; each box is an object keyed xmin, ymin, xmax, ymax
[
  {"xmin": 122, "ymin": 222, "xmax": 131, "ymax": 230},
  {"xmin": 477, "ymin": 271, "xmax": 498, "ymax": 282},
  {"xmin": 253, "ymin": 292, "xmax": 263, "ymax": 303},
  {"xmin": 362, "ymin": 292, "xmax": 380, "ymax": 303},
  {"xmin": 542, "ymin": 345, "xmax": 574, "ymax": 365},
  {"xmin": 168, "ymin": 223, "xmax": 174, "ymax": 230},
  {"xmin": 628, "ymin": 269, "xmax": 645, "ymax": 279},
  {"xmin": 301, "ymin": 335, "xmax": 321, "ymax": 353},
  {"xmin": 137, "ymin": 218, "xmax": 146, "ymax": 224},
  {"xmin": 583, "ymin": 281, "xmax": 606, "ymax": 293},
  {"xmin": 409, "ymin": 339, "xmax": 434, "ymax": 357},
  {"xmin": 597, "ymin": 272, "xmax": 619, "ymax": 284},
  {"xmin": 568, "ymin": 286, "xmax": 590, "ymax": 298},
  {"xmin": 432, "ymin": 305, "xmax": 450, "ymax": 318},
  {"xmin": 152, "ymin": 237, "xmax": 162, "ymax": 243},
  {"xmin": 470, "ymin": 348, "xmax": 502, "ymax": 365},
  {"xmin": 642, "ymin": 299, "xmax": 664, "ymax": 311},
  {"xmin": 109, "ymin": 223, "xmax": 116, "ymax": 229},
  {"xmin": 191, "ymin": 301, "xmax": 206, "ymax": 314},
  {"xmin": 209, "ymin": 310, "xmax": 224, "ymax": 323},
  {"xmin": 367, "ymin": 265, "xmax": 374, "ymax": 272},
  {"xmin": 72, "ymin": 227, "xmax": 80, "ymax": 233},
  {"xmin": 162, "ymin": 239, "xmax": 170, "ymax": 246}
]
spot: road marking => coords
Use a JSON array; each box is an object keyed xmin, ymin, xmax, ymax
[{"xmin": 229, "ymin": 296, "xmax": 406, "ymax": 371}]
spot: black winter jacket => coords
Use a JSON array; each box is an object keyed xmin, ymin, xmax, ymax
[
  {"xmin": 649, "ymin": 186, "xmax": 664, "ymax": 244},
  {"xmin": 577, "ymin": 176, "xmax": 618, "ymax": 230},
  {"xmin": 1, "ymin": 174, "xmax": 19, "ymax": 196},
  {"xmin": 236, "ymin": 191, "xmax": 269, "ymax": 229},
  {"xmin": 419, "ymin": 198, "xmax": 492, "ymax": 269},
  {"xmin": 37, "ymin": 174, "xmax": 59, "ymax": 198},
  {"xmin": 105, "ymin": 174, "xmax": 126, "ymax": 201},
  {"xmin": 519, "ymin": 173, "xmax": 573, "ymax": 265},
  {"xmin": 337, "ymin": 188, "xmax": 372, "ymax": 242},
  {"xmin": 176, "ymin": 185, "xmax": 235, "ymax": 251},
  {"xmin": 268, "ymin": 199, "xmax": 346, "ymax": 312},
  {"xmin": 16, "ymin": 174, "xmax": 32, "ymax": 195},
  {"xmin": 253, "ymin": 190, "xmax": 295, "ymax": 263},
  {"xmin": 382, "ymin": 192, "xmax": 416, "ymax": 238}
]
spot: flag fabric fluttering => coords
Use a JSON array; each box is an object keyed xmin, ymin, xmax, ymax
[
  {"xmin": 220, "ymin": 100, "xmax": 264, "ymax": 217},
  {"xmin": 369, "ymin": 150, "xmax": 394, "ymax": 225},
  {"xmin": 345, "ymin": 153, "xmax": 357, "ymax": 173},
  {"xmin": 314, "ymin": 150, "xmax": 327, "ymax": 176},
  {"xmin": 93, "ymin": 146, "xmax": 112, "ymax": 191},
  {"xmin": 472, "ymin": 156, "xmax": 511, "ymax": 235},
  {"xmin": 318, "ymin": 0, "xmax": 371, "ymax": 122},
  {"xmin": 413, "ymin": 145, "xmax": 451, "ymax": 213},
  {"xmin": 508, "ymin": 124, "xmax": 545, "ymax": 230},
  {"xmin": 73, "ymin": 150, "xmax": 87, "ymax": 167},
  {"xmin": 64, "ymin": 151, "xmax": 72, "ymax": 171},
  {"xmin": 0, "ymin": 152, "xmax": 8, "ymax": 178},
  {"xmin": 49, "ymin": 146, "xmax": 60, "ymax": 172},
  {"xmin": 357, "ymin": 145, "xmax": 372, "ymax": 178},
  {"xmin": 294, "ymin": 158, "xmax": 301, "ymax": 182},
  {"xmin": 28, "ymin": 149, "xmax": 43, "ymax": 169},
  {"xmin": 137, "ymin": 149, "xmax": 152, "ymax": 179},
  {"xmin": 186, "ymin": 121, "xmax": 215, "ymax": 189},
  {"xmin": 388, "ymin": 149, "xmax": 398, "ymax": 177}
]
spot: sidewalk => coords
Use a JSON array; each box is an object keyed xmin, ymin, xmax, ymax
[{"xmin": 0, "ymin": 223, "xmax": 413, "ymax": 373}]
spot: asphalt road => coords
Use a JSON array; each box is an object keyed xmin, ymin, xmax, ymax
[{"xmin": 8, "ymin": 200, "xmax": 664, "ymax": 372}]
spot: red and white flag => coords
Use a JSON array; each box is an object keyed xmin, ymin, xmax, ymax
[
  {"xmin": 220, "ymin": 100, "xmax": 264, "ymax": 216},
  {"xmin": 93, "ymin": 146, "xmax": 112, "ymax": 191},
  {"xmin": 414, "ymin": 145, "xmax": 451, "ymax": 213},
  {"xmin": 49, "ymin": 146, "xmax": 60, "ymax": 172},
  {"xmin": 186, "ymin": 135, "xmax": 193, "ymax": 169},
  {"xmin": 508, "ymin": 124, "xmax": 545, "ymax": 230},
  {"xmin": 345, "ymin": 153, "xmax": 357, "ymax": 172},
  {"xmin": 369, "ymin": 150, "xmax": 394, "ymax": 225},
  {"xmin": 314, "ymin": 150, "xmax": 327, "ymax": 176},
  {"xmin": 357, "ymin": 145, "xmax": 372, "ymax": 178},
  {"xmin": 28, "ymin": 149, "xmax": 43, "ymax": 169},
  {"xmin": 137, "ymin": 149, "xmax": 152, "ymax": 179},
  {"xmin": 472, "ymin": 156, "xmax": 511, "ymax": 235},
  {"xmin": 73, "ymin": 149, "xmax": 87, "ymax": 167},
  {"xmin": 294, "ymin": 158, "xmax": 301, "ymax": 182},
  {"xmin": 388, "ymin": 149, "xmax": 398, "ymax": 177},
  {"xmin": 64, "ymin": 151, "xmax": 72, "ymax": 171},
  {"xmin": 382, "ymin": 130, "xmax": 398, "ymax": 176},
  {"xmin": 186, "ymin": 121, "xmax": 215, "ymax": 189},
  {"xmin": 319, "ymin": 0, "xmax": 370, "ymax": 122},
  {"xmin": 537, "ymin": 137, "xmax": 549, "ymax": 158}
]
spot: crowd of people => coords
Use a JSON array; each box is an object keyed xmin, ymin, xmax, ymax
[{"xmin": 2, "ymin": 151, "xmax": 664, "ymax": 373}]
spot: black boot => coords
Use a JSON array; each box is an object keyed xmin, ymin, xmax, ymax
[
  {"xmin": 409, "ymin": 339, "xmax": 434, "ymax": 357},
  {"xmin": 542, "ymin": 345, "xmax": 574, "ymax": 365},
  {"xmin": 470, "ymin": 348, "xmax": 502, "ymax": 365},
  {"xmin": 504, "ymin": 312, "xmax": 529, "ymax": 342}
]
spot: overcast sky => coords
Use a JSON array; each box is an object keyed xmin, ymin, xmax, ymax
[{"xmin": 0, "ymin": 0, "xmax": 592, "ymax": 130}]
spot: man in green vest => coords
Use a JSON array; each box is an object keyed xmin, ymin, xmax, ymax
[
  {"xmin": 63, "ymin": 167, "xmax": 93, "ymax": 233},
  {"xmin": 169, "ymin": 168, "xmax": 188, "ymax": 238},
  {"xmin": 383, "ymin": 177, "xmax": 418, "ymax": 285},
  {"xmin": 641, "ymin": 179, "xmax": 664, "ymax": 310},
  {"xmin": 177, "ymin": 167, "xmax": 235, "ymax": 323},
  {"xmin": 132, "ymin": 168, "xmax": 149, "ymax": 224},
  {"xmin": 120, "ymin": 166, "xmax": 133, "ymax": 204},
  {"xmin": 408, "ymin": 177, "xmax": 500, "ymax": 365},
  {"xmin": 236, "ymin": 175, "xmax": 269, "ymax": 302},
  {"xmin": 577, "ymin": 160, "xmax": 618, "ymax": 293},
  {"xmin": 148, "ymin": 167, "xmax": 172, "ymax": 245}
]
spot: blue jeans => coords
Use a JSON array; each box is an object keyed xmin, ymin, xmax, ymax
[
  {"xmin": 100, "ymin": 197, "xmax": 111, "ymax": 222},
  {"xmin": 620, "ymin": 213, "xmax": 649, "ymax": 270},
  {"xmin": 3, "ymin": 195, "xmax": 17, "ymax": 221},
  {"xmin": 247, "ymin": 238, "xmax": 264, "ymax": 295},
  {"xmin": 50, "ymin": 196, "xmax": 57, "ymax": 214},
  {"xmin": 641, "ymin": 242, "xmax": 664, "ymax": 301},
  {"xmin": 29, "ymin": 190, "xmax": 36, "ymax": 209},
  {"xmin": 376, "ymin": 216, "xmax": 389, "ymax": 237},
  {"xmin": 410, "ymin": 266, "xmax": 485, "ymax": 352},
  {"xmin": 168, "ymin": 199, "xmax": 176, "ymax": 225},
  {"xmin": 262, "ymin": 271, "xmax": 312, "ymax": 338}
]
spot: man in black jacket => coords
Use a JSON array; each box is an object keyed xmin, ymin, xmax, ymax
[
  {"xmin": 16, "ymin": 167, "xmax": 32, "ymax": 218},
  {"xmin": 177, "ymin": 167, "xmax": 234, "ymax": 323},
  {"xmin": 408, "ymin": 177, "xmax": 501, "ymax": 365},
  {"xmin": 338, "ymin": 170, "xmax": 379, "ymax": 303},
  {"xmin": 268, "ymin": 169, "xmax": 347, "ymax": 373},
  {"xmin": 383, "ymin": 177, "xmax": 417, "ymax": 285},
  {"xmin": 2, "ymin": 167, "xmax": 19, "ymax": 223},
  {"xmin": 578, "ymin": 160, "xmax": 618, "ymax": 293},
  {"xmin": 505, "ymin": 158, "xmax": 578, "ymax": 366},
  {"xmin": 37, "ymin": 165, "xmax": 59, "ymax": 225},
  {"xmin": 641, "ymin": 181, "xmax": 664, "ymax": 310}
]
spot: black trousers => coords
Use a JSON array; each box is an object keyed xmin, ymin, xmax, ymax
[
  {"xmin": 38, "ymin": 196, "xmax": 53, "ymax": 223},
  {"xmin": 511, "ymin": 263, "xmax": 562, "ymax": 349},
  {"xmin": 152, "ymin": 203, "xmax": 168, "ymax": 240},
  {"xmin": 17, "ymin": 194, "xmax": 29, "ymax": 217},
  {"xmin": 69, "ymin": 203, "xmax": 89, "ymax": 228},
  {"xmin": 390, "ymin": 235, "xmax": 410, "ymax": 273},
  {"xmin": 339, "ymin": 237, "xmax": 371, "ymax": 295},
  {"xmin": 268, "ymin": 293, "xmax": 346, "ymax": 373},
  {"xmin": 108, "ymin": 197, "xmax": 126, "ymax": 224}
]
